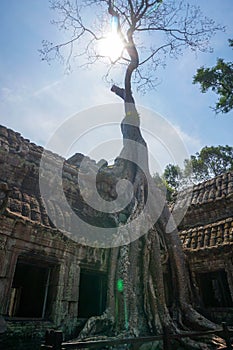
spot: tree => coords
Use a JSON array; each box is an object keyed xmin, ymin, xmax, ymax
[
  {"xmin": 41, "ymin": 1, "xmax": 223, "ymax": 348},
  {"xmin": 163, "ymin": 164, "xmax": 182, "ymax": 191},
  {"xmin": 41, "ymin": 0, "xmax": 223, "ymax": 92},
  {"xmin": 184, "ymin": 145, "xmax": 233, "ymax": 182},
  {"xmin": 152, "ymin": 172, "xmax": 174, "ymax": 202},
  {"xmin": 153, "ymin": 165, "xmax": 183, "ymax": 202},
  {"xmin": 162, "ymin": 145, "xmax": 233, "ymax": 189},
  {"xmin": 193, "ymin": 39, "xmax": 233, "ymax": 114}
]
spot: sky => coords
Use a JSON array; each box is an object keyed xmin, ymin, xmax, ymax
[{"xmin": 0, "ymin": 0, "xmax": 233, "ymax": 174}]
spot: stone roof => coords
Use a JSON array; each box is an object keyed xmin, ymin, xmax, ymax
[
  {"xmin": 0, "ymin": 125, "xmax": 72, "ymax": 226},
  {"xmin": 189, "ymin": 172, "xmax": 233, "ymax": 205},
  {"xmin": 173, "ymin": 171, "xmax": 233, "ymax": 251},
  {"xmin": 180, "ymin": 217, "xmax": 233, "ymax": 251},
  {"xmin": 1, "ymin": 124, "xmax": 233, "ymax": 251},
  {"xmin": 175, "ymin": 171, "xmax": 233, "ymax": 230},
  {"xmin": 0, "ymin": 125, "xmax": 118, "ymax": 234}
]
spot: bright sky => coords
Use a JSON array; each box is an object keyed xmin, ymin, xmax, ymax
[{"xmin": 0, "ymin": 0, "xmax": 233, "ymax": 173}]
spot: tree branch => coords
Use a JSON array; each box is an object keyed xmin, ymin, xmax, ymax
[{"xmin": 41, "ymin": 0, "xmax": 224, "ymax": 96}]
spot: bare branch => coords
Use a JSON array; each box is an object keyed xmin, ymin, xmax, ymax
[
  {"xmin": 40, "ymin": 0, "xmax": 224, "ymax": 94},
  {"xmin": 139, "ymin": 42, "xmax": 173, "ymax": 66}
]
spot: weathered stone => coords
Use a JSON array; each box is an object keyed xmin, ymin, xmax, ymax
[{"xmin": 0, "ymin": 124, "xmax": 233, "ymax": 348}]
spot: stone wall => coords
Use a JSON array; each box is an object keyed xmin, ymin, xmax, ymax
[
  {"xmin": 176, "ymin": 173, "xmax": 233, "ymax": 324},
  {"xmin": 0, "ymin": 125, "xmax": 110, "ymax": 348},
  {"xmin": 0, "ymin": 212, "xmax": 109, "ymax": 347},
  {"xmin": 177, "ymin": 172, "xmax": 233, "ymax": 229},
  {"xmin": 1, "ymin": 123, "xmax": 233, "ymax": 348}
]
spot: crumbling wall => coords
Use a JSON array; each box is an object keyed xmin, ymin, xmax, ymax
[
  {"xmin": 0, "ymin": 125, "xmax": 110, "ymax": 348},
  {"xmin": 177, "ymin": 172, "xmax": 233, "ymax": 325},
  {"xmin": 1, "ymin": 123, "xmax": 233, "ymax": 348}
]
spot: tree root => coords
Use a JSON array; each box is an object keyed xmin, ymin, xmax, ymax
[{"xmin": 78, "ymin": 309, "xmax": 114, "ymax": 340}]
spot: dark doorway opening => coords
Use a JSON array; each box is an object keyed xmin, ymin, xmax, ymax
[
  {"xmin": 197, "ymin": 269, "xmax": 233, "ymax": 308},
  {"xmin": 78, "ymin": 271, "xmax": 107, "ymax": 318},
  {"xmin": 9, "ymin": 261, "xmax": 51, "ymax": 318}
]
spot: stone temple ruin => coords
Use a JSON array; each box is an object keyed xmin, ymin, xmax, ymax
[{"xmin": 0, "ymin": 124, "xmax": 232, "ymax": 349}]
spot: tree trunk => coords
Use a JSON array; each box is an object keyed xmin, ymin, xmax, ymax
[
  {"xmin": 78, "ymin": 92, "xmax": 219, "ymax": 349},
  {"xmin": 78, "ymin": 10, "xmax": 218, "ymax": 349}
]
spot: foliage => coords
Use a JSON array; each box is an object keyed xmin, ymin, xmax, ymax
[
  {"xmin": 152, "ymin": 172, "xmax": 174, "ymax": 202},
  {"xmin": 154, "ymin": 164, "xmax": 186, "ymax": 202},
  {"xmin": 193, "ymin": 39, "xmax": 233, "ymax": 113},
  {"xmin": 184, "ymin": 145, "xmax": 233, "ymax": 182},
  {"xmin": 163, "ymin": 164, "xmax": 182, "ymax": 190},
  {"xmin": 163, "ymin": 145, "xmax": 233, "ymax": 191}
]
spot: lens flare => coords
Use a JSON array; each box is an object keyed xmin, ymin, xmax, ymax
[{"xmin": 98, "ymin": 33, "xmax": 124, "ymax": 61}]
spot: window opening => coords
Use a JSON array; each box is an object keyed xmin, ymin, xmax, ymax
[
  {"xmin": 9, "ymin": 261, "xmax": 51, "ymax": 318},
  {"xmin": 78, "ymin": 271, "xmax": 107, "ymax": 318},
  {"xmin": 197, "ymin": 269, "xmax": 233, "ymax": 308}
]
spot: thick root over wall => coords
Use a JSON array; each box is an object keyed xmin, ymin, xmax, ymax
[{"xmin": 77, "ymin": 108, "xmax": 220, "ymax": 349}]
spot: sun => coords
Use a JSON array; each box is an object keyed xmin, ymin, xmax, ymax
[{"xmin": 98, "ymin": 32, "xmax": 124, "ymax": 62}]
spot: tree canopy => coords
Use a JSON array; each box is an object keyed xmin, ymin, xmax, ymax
[
  {"xmin": 162, "ymin": 145, "xmax": 233, "ymax": 194},
  {"xmin": 163, "ymin": 163, "xmax": 182, "ymax": 190},
  {"xmin": 193, "ymin": 39, "xmax": 233, "ymax": 113},
  {"xmin": 184, "ymin": 145, "xmax": 233, "ymax": 181}
]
